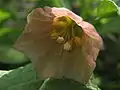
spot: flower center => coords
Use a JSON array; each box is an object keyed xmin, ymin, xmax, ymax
[{"xmin": 51, "ymin": 16, "xmax": 83, "ymax": 51}]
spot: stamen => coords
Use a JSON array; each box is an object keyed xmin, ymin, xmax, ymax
[
  {"xmin": 74, "ymin": 37, "xmax": 82, "ymax": 46},
  {"xmin": 63, "ymin": 42, "xmax": 72, "ymax": 51},
  {"xmin": 56, "ymin": 37, "xmax": 64, "ymax": 43},
  {"xmin": 51, "ymin": 16, "xmax": 83, "ymax": 52}
]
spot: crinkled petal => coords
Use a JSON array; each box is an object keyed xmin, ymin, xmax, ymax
[{"xmin": 14, "ymin": 7, "xmax": 103, "ymax": 84}]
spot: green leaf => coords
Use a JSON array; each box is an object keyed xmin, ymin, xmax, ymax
[
  {"xmin": 52, "ymin": 0, "xmax": 65, "ymax": 7},
  {"xmin": 97, "ymin": 16, "xmax": 120, "ymax": 35},
  {"xmin": 0, "ymin": 47, "xmax": 28, "ymax": 64},
  {"xmin": 0, "ymin": 10, "xmax": 11, "ymax": 22},
  {"xmin": 0, "ymin": 64, "xmax": 37, "ymax": 90},
  {"xmin": 8, "ymin": 80, "xmax": 42, "ymax": 90},
  {"xmin": 117, "ymin": 7, "xmax": 120, "ymax": 15},
  {"xmin": 97, "ymin": 0, "xmax": 118, "ymax": 18},
  {"xmin": 0, "ymin": 28, "xmax": 12, "ymax": 37},
  {"xmin": 39, "ymin": 78, "xmax": 92, "ymax": 90}
]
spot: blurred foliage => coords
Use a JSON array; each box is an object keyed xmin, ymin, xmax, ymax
[{"xmin": 0, "ymin": 0, "xmax": 120, "ymax": 90}]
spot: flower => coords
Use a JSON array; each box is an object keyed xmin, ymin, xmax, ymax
[{"xmin": 14, "ymin": 7, "xmax": 103, "ymax": 84}]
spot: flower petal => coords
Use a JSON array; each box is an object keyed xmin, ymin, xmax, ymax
[{"xmin": 52, "ymin": 7, "xmax": 83, "ymax": 23}]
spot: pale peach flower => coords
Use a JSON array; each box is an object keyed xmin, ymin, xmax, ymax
[{"xmin": 14, "ymin": 7, "xmax": 103, "ymax": 84}]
